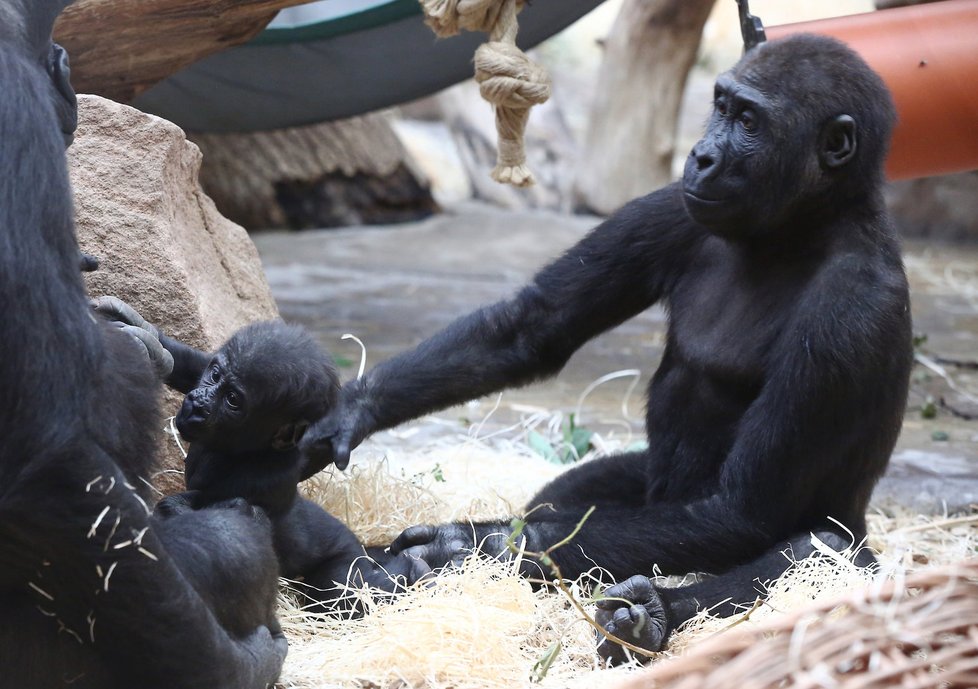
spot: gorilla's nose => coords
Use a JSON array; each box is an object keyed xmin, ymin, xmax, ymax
[{"xmin": 175, "ymin": 397, "xmax": 208, "ymax": 438}]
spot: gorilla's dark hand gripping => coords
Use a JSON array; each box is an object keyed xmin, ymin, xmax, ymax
[
  {"xmin": 594, "ymin": 576, "xmax": 669, "ymax": 664},
  {"xmin": 299, "ymin": 377, "xmax": 377, "ymax": 474},
  {"xmin": 94, "ymin": 296, "xmax": 175, "ymax": 379}
]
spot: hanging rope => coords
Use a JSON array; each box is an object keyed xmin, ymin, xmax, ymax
[{"xmin": 419, "ymin": 0, "xmax": 551, "ymax": 187}]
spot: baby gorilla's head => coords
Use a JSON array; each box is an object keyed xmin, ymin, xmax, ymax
[{"xmin": 177, "ymin": 321, "xmax": 339, "ymax": 455}]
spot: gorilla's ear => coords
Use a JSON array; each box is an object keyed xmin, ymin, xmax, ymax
[
  {"xmin": 819, "ymin": 115, "xmax": 857, "ymax": 169},
  {"xmin": 272, "ymin": 422, "xmax": 309, "ymax": 451}
]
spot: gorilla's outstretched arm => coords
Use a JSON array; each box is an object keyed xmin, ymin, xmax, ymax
[{"xmin": 300, "ymin": 185, "xmax": 701, "ymax": 472}]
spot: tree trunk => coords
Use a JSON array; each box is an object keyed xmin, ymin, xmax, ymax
[
  {"xmin": 54, "ymin": 0, "xmax": 310, "ymax": 102},
  {"xmin": 572, "ymin": 0, "xmax": 716, "ymax": 215}
]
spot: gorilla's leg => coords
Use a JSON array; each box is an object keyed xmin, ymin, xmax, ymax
[{"xmin": 595, "ymin": 527, "xmax": 873, "ymax": 664}]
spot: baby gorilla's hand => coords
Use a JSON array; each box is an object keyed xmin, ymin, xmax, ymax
[
  {"xmin": 594, "ymin": 575, "xmax": 669, "ymax": 665},
  {"xmin": 154, "ymin": 491, "xmax": 198, "ymax": 518}
]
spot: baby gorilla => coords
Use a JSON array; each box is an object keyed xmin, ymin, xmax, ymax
[{"xmin": 98, "ymin": 299, "xmax": 426, "ymax": 609}]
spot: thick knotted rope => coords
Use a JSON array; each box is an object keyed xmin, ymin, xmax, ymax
[{"xmin": 419, "ymin": 0, "xmax": 551, "ymax": 187}]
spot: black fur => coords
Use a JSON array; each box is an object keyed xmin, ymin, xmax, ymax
[
  {"xmin": 150, "ymin": 321, "xmax": 428, "ymax": 609},
  {"xmin": 301, "ymin": 34, "xmax": 912, "ymax": 659},
  {"xmin": 0, "ymin": 4, "xmax": 286, "ymax": 687}
]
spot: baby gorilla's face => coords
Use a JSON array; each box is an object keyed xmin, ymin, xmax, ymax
[
  {"xmin": 177, "ymin": 353, "xmax": 293, "ymax": 453},
  {"xmin": 177, "ymin": 354, "xmax": 243, "ymax": 440},
  {"xmin": 179, "ymin": 321, "xmax": 341, "ymax": 459}
]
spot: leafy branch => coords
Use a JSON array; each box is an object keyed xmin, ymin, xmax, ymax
[{"xmin": 505, "ymin": 506, "xmax": 655, "ymax": 681}]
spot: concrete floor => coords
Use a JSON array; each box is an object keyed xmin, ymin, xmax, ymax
[{"xmin": 253, "ymin": 202, "xmax": 978, "ymax": 514}]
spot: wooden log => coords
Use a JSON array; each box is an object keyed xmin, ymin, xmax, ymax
[
  {"xmin": 190, "ymin": 113, "xmax": 438, "ymax": 230},
  {"xmin": 571, "ymin": 0, "xmax": 716, "ymax": 216},
  {"xmin": 53, "ymin": 0, "xmax": 309, "ymax": 102}
]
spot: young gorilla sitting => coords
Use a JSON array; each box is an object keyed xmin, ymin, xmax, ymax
[{"xmin": 97, "ymin": 298, "xmax": 427, "ymax": 609}]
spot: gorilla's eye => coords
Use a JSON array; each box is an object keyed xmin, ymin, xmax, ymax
[
  {"xmin": 225, "ymin": 390, "xmax": 241, "ymax": 410},
  {"xmin": 739, "ymin": 110, "xmax": 757, "ymax": 131},
  {"xmin": 210, "ymin": 366, "xmax": 222, "ymax": 383},
  {"xmin": 715, "ymin": 98, "xmax": 729, "ymax": 116}
]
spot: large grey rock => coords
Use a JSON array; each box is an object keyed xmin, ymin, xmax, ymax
[
  {"xmin": 873, "ymin": 449, "xmax": 978, "ymax": 515},
  {"xmin": 68, "ymin": 95, "xmax": 279, "ymax": 494}
]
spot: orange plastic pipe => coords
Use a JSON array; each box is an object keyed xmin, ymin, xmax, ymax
[{"xmin": 767, "ymin": 0, "xmax": 978, "ymax": 181}]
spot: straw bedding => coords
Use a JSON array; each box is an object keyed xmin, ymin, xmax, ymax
[{"xmin": 263, "ymin": 418, "xmax": 978, "ymax": 689}]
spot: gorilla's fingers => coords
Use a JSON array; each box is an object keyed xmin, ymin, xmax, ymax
[
  {"xmin": 389, "ymin": 525, "xmax": 438, "ymax": 555},
  {"xmin": 594, "ymin": 576, "xmax": 669, "ymax": 664},
  {"xmin": 298, "ymin": 420, "xmax": 339, "ymax": 476},
  {"xmin": 406, "ymin": 556, "xmax": 434, "ymax": 585},
  {"xmin": 596, "ymin": 574, "xmax": 655, "ymax": 611},
  {"xmin": 119, "ymin": 324, "xmax": 174, "ymax": 378},
  {"xmin": 94, "ymin": 295, "xmax": 158, "ymax": 336},
  {"xmin": 78, "ymin": 251, "xmax": 99, "ymax": 272},
  {"xmin": 333, "ymin": 436, "xmax": 352, "ymax": 471},
  {"xmin": 155, "ymin": 492, "xmax": 195, "ymax": 518},
  {"xmin": 380, "ymin": 551, "xmax": 434, "ymax": 589},
  {"xmin": 238, "ymin": 625, "xmax": 288, "ymax": 687}
]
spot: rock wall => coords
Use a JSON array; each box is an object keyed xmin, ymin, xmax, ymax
[{"xmin": 68, "ymin": 95, "xmax": 279, "ymax": 493}]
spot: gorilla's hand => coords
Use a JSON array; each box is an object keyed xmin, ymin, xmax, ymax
[
  {"xmin": 594, "ymin": 575, "xmax": 669, "ymax": 665},
  {"xmin": 234, "ymin": 624, "xmax": 289, "ymax": 688},
  {"xmin": 119, "ymin": 323, "xmax": 175, "ymax": 378},
  {"xmin": 154, "ymin": 491, "xmax": 201, "ymax": 519},
  {"xmin": 388, "ymin": 524, "xmax": 479, "ymax": 572},
  {"xmin": 93, "ymin": 296, "xmax": 158, "ymax": 336},
  {"xmin": 358, "ymin": 551, "xmax": 433, "ymax": 592},
  {"xmin": 382, "ymin": 550, "xmax": 434, "ymax": 587},
  {"xmin": 299, "ymin": 378, "xmax": 376, "ymax": 475},
  {"xmin": 93, "ymin": 296, "xmax": 174, "ymax": 378}
]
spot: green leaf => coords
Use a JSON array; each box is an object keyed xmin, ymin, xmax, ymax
[
  {"xmin": 430, "ymin": 463, "xmax": 445, "ymax": 483},
  {"xmin": 506, "ymin": 517, "xmax": 527, "ymax": 553},
  {"xmin": 528, "ymin": 430, "xmax": 559, "ymax": 463},
  {"xmin": 530, "ymin": 641, "xmax": 562, "ymax": 683},
  {"xmin": 570, "ymin": 427, "xmax": 593, "ymax": 457}
]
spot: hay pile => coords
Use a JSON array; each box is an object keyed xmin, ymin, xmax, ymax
[{"xmin": 275, "ymin": 416, "xmax": 978, "ymax": 689}]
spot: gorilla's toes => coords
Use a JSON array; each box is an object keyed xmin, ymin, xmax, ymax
[{"xmin": 594, "ymin": 575, "xmax": 669, "ymax": 665}]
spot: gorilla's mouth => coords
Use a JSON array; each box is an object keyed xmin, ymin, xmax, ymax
[
  {"xmin": 175, "ymin": 401, "xmax": 208, "ymax": 441},
  {"xmin": 683, "ymin": 190, "xmax": 727, "ymax": 206},
  {"xmin": 175, "ymin": 415, "xmax": 205, "ymax": 441}
]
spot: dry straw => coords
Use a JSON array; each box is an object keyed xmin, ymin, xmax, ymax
[
  {"xmin": 418, "ymin": 0, "xmax": 551, "ymax": 187},
  {"xmin": 274, "ymin": 420, "xmax": 978, "ymax": 689}
]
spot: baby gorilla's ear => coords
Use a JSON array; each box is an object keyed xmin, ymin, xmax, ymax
[{"xmin": 271, "ymin": 422, "xmax": 309, "ymax": 451}]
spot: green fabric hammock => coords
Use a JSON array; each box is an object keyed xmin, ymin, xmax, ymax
[{"xmin": 132, "ymin": 0, "xmax": 606, "ymax": 132}]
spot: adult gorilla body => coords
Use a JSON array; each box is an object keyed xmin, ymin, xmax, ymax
[
  {"xmin": 0, "ymin": 2, "xmax": 285, "ymax": 686},
  {"xmin": 302, "ymin": 35, "xmax": 913, "ymax": 658}
]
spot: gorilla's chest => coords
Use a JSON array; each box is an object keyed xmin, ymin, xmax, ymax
[{"xmin": 668, "ymin": 251, "xmax": 805, "ymax": 383}]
